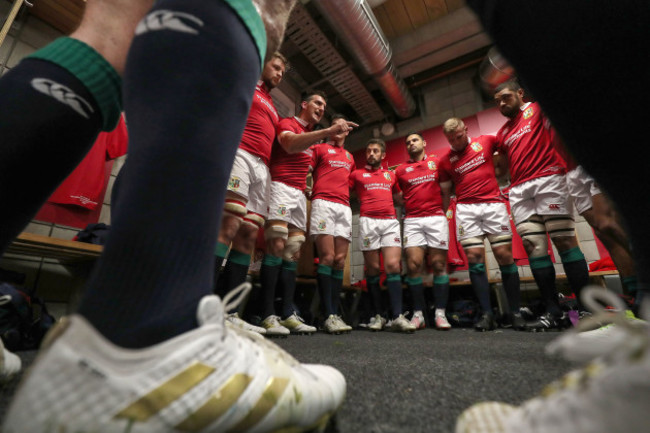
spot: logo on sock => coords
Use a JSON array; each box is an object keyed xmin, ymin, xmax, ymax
[
  {"xmin": 31, "ymin": 78, "xmax": 94, "ymax": 119},
  {"xmin": 136, "ymin": 10, "xmax": 204, "ymax": 35}
]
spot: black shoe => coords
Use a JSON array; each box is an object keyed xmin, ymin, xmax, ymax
[
  {"xmin": 511, "ymin": 312, "xmax": 526, "ymax": 330},
  {"xmin": 524, "ymin": 312, "xmax": 567, "ymax": 332},
  {"xmin": 474, "ymin": 312, "xmax": 496, "ymax": 332}
]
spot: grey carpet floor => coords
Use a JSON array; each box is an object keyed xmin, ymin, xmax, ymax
[{"xmin": 1, "ymin": 328, "xmax": 576, "ymax": 432}]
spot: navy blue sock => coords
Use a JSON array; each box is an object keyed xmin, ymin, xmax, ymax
[
  {"xmin": 331, "ymin": 269, "xmax": 344, "ymax": 315},
  {"xmin": 500, "ymin": 263, "xmax": 521, "ymax": 312},
  {"xmin": 317, "ymin": 264, "xmax": 334, "ymax": 317},
  {"xmin": 279, "ymin": 261, "xmax": 298, "ymax": 318},
  {"xmin": 386, "ymin": 273, "xmax": 403, "ymax": 319},
  {"xmin": 529, "ymin": 255, "xmax": 562, "ymax": 316},
  {"xmin": 367, "ymin": 275, "xmax": 383, "ymax": 316},
  {"xmin": 433, "ymin": 274, "xmax": 450, "ymax": 309},
  {"xmin": 405, "ymin": 276, "xmax": 426, "ymax": 311},
  {"xmin": 560, "ymin": 247, "xmax": 589, "ymax": 310},
  {"xmin": 469, "ymin": 263, "xmax": 493, "ymax": 313},
  {"xmin": 260, "ymin": 255, "xmax": 282, "ymax": 318},
  {"xmin": 0, "ymin": 37, "xmax": 122, "ymax": 252},
  {"xmin": 220, "ymin": 249, "xmax": 251, "ymax": 309},
  {"xmin": 77, "ymin": 0, "xmax": 261, "ymax": 348}
]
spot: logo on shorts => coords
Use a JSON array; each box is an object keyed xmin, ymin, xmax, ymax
[
  {"xmin": 458, "ymin": 225, "xmax": 465, "ymax": 236},
  {"xmin": 394, "ymin": 237, "xmax": 400, "ymax": 244},
  {"xmin": 501, "ymin": 225, "xmax": 509, "ymax": 231},
  {"xmin": 440, "ymin": 240, "xmax": 447, "ymax": 247},
  {"xmin": 318, "ymin": 220, "xmax": 327, "ymax": 231},
  {"xmin": 523, "ymin": 107, "xmax": 534, "ymax": 119},
  {"xmin": 404, "ymin": 236, "xmax": 408, "ymax": 245},
  {"xmin": 548, "ymin": 203, "xmax": 560, "ymax": 210},
  {"xmin": 383, "ymin": 172, "xmax": 392, "ymax": 181},
  {"xmin": 363, "ymin": 238, "xmax": 370, "ymax": 248},
  {"xmin": 470, "ymin": 142, "xmax": 483, "ymax": 152},
  {"xmin": 228, "ymin": 177, "xmax": 241, "ymax": 190},
  {"xmin": 276, "ymin": 205, "xmax": 288, "ymax": 216},
  {"xmin": 427, "ymin": 161, "xmax": 437, "ymax": 170}
]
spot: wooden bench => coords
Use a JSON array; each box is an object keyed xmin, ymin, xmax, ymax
[{"xmin": 4, "ymin": 232, "xmax": 103, "ymax": 264}]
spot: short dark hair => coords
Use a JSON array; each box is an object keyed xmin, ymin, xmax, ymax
[
  {"xmin": 302, "ymin": 90, "xmax": 327, "ymax": 104},
  {"xmin": 331, "ymin": 113, "xmax": 347, "ymax": 122},
  {"xmin": 494, "ymin": 79, "xmax": 521, "ymax": 94},
  {"xmin": 405, "ymin": 132, "xmax": 423, "ymax": 143},
  {"xmin": 366, "ymin": 138, "xmax": 386, "ymax": 153}
]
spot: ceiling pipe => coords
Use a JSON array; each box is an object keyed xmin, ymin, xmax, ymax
[
  {"xmin": 478, "ymin": 46, "xmax": 516, "ymax": 97},
  {"xmin": 312, "ymin": 0, "xmax": 416, "ymax": 119}
]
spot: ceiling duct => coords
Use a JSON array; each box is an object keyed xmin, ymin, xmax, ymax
[
  {"xmin": 312, "ymin": 0, "xmax": 416, "ymax": 119},
  {"xmin": 478, "ymin": 46, "xmax": 516, "ymax": 97}
]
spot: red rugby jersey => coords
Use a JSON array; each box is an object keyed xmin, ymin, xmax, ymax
[
  {"xmin": 440, "ymin": 135, "xmax": 504, "ymax": 204},
  {"xmin": 349, "ymin": 165, "xmax": 399, "ymax": 219},
  {"xmin": 270, "ymin": 116, "xmax": 313, "ymax": 192},
  {"xmin": 310, "ymin": 141, "xmax": 356, "ymax": 205},
  {"xmin": 239, "ymin": 81, "xmax": 279, "ymax": 166},
  {"xmin": 394, "ymin": 154, "xmax": 446, "ymax": 218},
  {"xmin": 495, "ymin": 102, "xmax": 565, "ymax": 187}
]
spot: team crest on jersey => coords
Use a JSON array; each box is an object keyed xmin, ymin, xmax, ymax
[
  {"xmin": 276, "ymin": 205, "xmax": 288, "ymax": 216},
  {"xmin": 446, "ymin": 209, "xmax": 453, "ymax": 220},
  {"xmin": 470, "ymin": 142, "xmax": 483, "ymax": 152},
  {"xmin": 383, "ymin": 172, "xmax": 392, "ymax": 181},
  {"xmin": 427, "ymin": 161, "xmax": 436, "ymax": 170},
  {"xmin": 363, "ymin": 237, "xmax": 371, "ymax": 248},
  {"xmin": 346, "ymin": 152, "xmax": 352, "ymax": 161},
  {"xmin": 318, "ymin": 220, "xmax": 327, "ymax": 231},
  {"xmin": 523, "ymin": 107, "xmax": 534, "ymax": 119},
  {"xmin": 228, "ymin": 177, "xmax": 241, "ymax": 190}
]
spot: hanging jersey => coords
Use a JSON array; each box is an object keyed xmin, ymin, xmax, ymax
[
  {"xmin": 495, "ymin": 102, "xmax": 565, "ymax": 187},
  {"xmin": 239, "ymin": 81, "xmax": 280, "ymax": 166},
  {"xmin": 394, "ymin": 154, "xmax": 446, "ymax": 218},
  {"xmin": 48, "ymin": 114, "xmax": 128, "ymax": 210},
  {"xmin": 349, "ymin": 166, "xmax": 399, "ymax": 219},
  {"xmin": 270, "ymin": 116, "xmax": 313, "ymax": 192},
  {"xmin": 310, "ymin": 141, "xmax": 356, "ymax": 205},
  {"xmin": 440, "ymin": 135, "xmax": 504, "ymax": 204}
]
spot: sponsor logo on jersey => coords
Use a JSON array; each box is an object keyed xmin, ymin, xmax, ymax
[
  {"xmin": 383, "ymin": 172, "xmax": 392, "ymax": 181},
  {"xmin": 136, "ymin": 10, "xmax": 204, "ymax": 35},
  {"xmin": 470, "ymin": 142, "xmax": 483, "ymax": 152},
  {"xmin": 523, "ymin": 107, "xmax": 534, "ymax": 119},
  {"xmin": 228, "ymin": 177, "xmax": 241, "ymax": 190},
  {"xmin": 328, "ymin": 149, "xmax": 337, "ymax": 154},
  {"xmin": 406, "ymin": 166, "xmax": 415, "ymax": 173},
  {"xmin": 446, "ymin": 209, "xmax": 454, "ymax": 220},
  {"xmin": 427, "ymin": 161, "xmax": 437, "ymax": 170},
  {"xmin": 318, "ymin": 220, "xmax": 327, "ymax": 230},
  {"xmin": 276, "ymin": 205, "xmax": 288, "ymax": 216},
  {"xmin": 363, "ymin": 173, "xmax": 371, "ymax": 178},
  {"xmin": 31, "ymin": 78, "xmax": 94, "ymax": 119}
]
